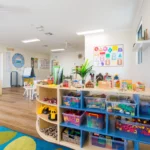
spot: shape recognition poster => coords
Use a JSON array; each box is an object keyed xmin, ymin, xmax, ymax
[{"xmin": 93, "ymin": 44, "xmax": 124, "ymax": 67}]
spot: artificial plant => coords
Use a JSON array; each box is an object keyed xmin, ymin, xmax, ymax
[{"xmin": 76, "ymin": 59, "xmax": 93, "ymax": 81}]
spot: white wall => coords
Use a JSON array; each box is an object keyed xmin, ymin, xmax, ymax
[
  {"xmin": 50, "ymin": 51, "xmax": 85, "ymax": 76},
  {"xmin": 85, "ymin": 31, "xmax": 133, "ymax": 79},
  {"xmin": 0, "ymin": 45, "xmax": 50, "ymax": 88},
  {"xmin": 130, "ymin": 0, "xmax": 150, "ymax": 86}
]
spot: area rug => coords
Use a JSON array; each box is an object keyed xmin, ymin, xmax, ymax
[{"xmin": 0, "ymin": 126, "xmax": 71, "ymax": 150}]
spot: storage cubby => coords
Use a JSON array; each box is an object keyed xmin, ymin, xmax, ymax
[{"xmin": 36, "ymin": 85, "xmax": 150, "ymax": 150}]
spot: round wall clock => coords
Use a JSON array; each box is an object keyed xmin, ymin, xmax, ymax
[{"xmin": 12, "ymin": 53, "xmax": 25, "ymax": 68}]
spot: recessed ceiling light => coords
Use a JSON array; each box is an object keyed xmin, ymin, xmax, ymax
[
  {"xmin": 22, "ymin": 38, "xmax": 40, "ymax": 43},
  {"xmin": 76, "ymin": 29, "xmax": 104, "ymax": 35},
  {"xmin": 51, "ymin": 49, "xmax": 65, "ymax": 52}
]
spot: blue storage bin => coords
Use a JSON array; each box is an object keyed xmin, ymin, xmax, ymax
[
  {"xmin": 84, "ymin": 96, "xmax": 106, "ymax": 109},
  {"xmin": 140, "ymin": 96, "xmax": 150, "ymax": 115},
  {"xmin": 106, "ymin": 95, "xmax": 137, "ymax": 116},
  {"xmin": 86, "ymin": 112, "xmax": 105, "ymax": 129},
  {"xmin": 91, "ymin": 134, "xmax": 127, "ymax": 150},
  {"xmin": 63, "ymin": 96, "xmax": 80, "ymax": 108}
]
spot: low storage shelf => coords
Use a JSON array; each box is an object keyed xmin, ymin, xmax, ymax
[{"xmin": 36, "ymin": 85, "xmax": 150, "ymax": 150}]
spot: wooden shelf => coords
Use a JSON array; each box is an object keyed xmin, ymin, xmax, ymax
[
  {"xmin": 133, "ymin": 40, "xmax": 150, "ymax": 51},
  {"xmin": 36, "ymin": 121, "xmax": 58, "ymax": 143},
  {"xmin": 36, "ymin": 84, "xmax": 150, "ymax": 150},
  {"xmin": 37, "ymin": 114, "xmax": 58, "ymax": 125},
  {"xmin": 37, "ymin": 99, "xmax": 57, "ymax": 107},
  {"xmin": 37, "ymin": 84, "xmax": 57, "ymax": 89}
]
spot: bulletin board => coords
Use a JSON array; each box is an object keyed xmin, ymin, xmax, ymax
[
  {"xmin": 93, "ymin": 44, "xmax": 124, "ymax": 67},
  {"xmin": 39, "ymin": 58, "xmax": 50, "ymax": 69}
]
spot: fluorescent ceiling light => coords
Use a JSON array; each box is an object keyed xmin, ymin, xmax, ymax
[
  {"xmin": 51, "ymin": 49, "xmax": 65, "ymax": 52},
  {"xmin": 76, "ymin": 29, "xmax": 104, "ymax": 35},
  {"xmin": 22, "ymin": 38, "xmax": 40, "ymax": 43}
]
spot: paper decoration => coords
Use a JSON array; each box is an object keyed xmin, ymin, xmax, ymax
[
  {"xmin": 93, "ymin": 44, "xmax": 124, "ymax": 67},
  {"xmin": 39, "ymin": 58, "xmax": 50, "ymax": 69}
]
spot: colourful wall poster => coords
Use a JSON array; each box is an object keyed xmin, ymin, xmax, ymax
[{"xmin": 93, "ymin": 44, "xmax": 124, "ymax": 67}]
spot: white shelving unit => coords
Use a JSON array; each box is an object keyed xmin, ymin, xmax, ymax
[{"xmin": 133, "ymin": 40, "xmax": 150, "ymax": 51}]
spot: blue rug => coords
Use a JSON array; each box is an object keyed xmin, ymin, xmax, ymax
[{"xmin": 0, "ymin": 126, "xmax": 71, "ymax": 150}]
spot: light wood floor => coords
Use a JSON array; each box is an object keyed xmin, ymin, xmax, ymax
[{"xmin": 0, "ymin": 87, "xmax": 40, "ymax": 138}]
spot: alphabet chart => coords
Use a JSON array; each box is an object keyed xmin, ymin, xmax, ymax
[{"xmin": 93, "ymin": 44, "xmax": 124, "ymax": 67}]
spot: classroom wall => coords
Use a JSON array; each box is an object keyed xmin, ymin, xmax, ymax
[
  {"xmin": 50, "ymin": 51, "xmax": 85, "ymax": 76},
  {"xmin": 0, "ymin": 45, "xmax": 50, "ymax": 88},
  {"xmin": 85, "ymin": 0, "xmax": 150, "ymax": 87},
  {"xmin": 85, "ymin": 30, "xmax": 133, "ymax": 80},
  {"xmin": 130, "ymin": 0, "xmax": 150, "ymax": 86}
]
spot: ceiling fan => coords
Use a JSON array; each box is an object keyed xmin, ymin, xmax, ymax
[{"xmin": 0, "ymin": 4, "xmax": 30, "ymax": 13}]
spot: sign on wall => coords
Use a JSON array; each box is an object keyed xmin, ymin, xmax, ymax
[
  {"xmin": 93, "ymin": 44, "xmax": 124, "ymax": 67},
  {"xmin": 12, "ymin": 53, "xmax": 25, "ymax": 68},
  {"xmin": 39, "ymin": 58, "xmax": 50, "ymax": 69}
]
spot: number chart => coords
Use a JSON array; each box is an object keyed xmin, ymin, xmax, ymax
[{"xmin": 93, "ymin": 44, "xmax": 124, "ymax": 67}]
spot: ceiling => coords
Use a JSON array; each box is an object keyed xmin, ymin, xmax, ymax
[{"xmin": 0, "ymin": 0, "xmax": 140, "ymax": 54}]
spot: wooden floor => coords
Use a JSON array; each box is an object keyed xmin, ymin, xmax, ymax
[{"xmin": 0, "ymin": 87, "xmax": 40, "ymax": 138}]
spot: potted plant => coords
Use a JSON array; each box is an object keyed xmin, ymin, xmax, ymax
[{"xmin": 76, "ymin": 59, "xmax": 93, "ymax": 84}]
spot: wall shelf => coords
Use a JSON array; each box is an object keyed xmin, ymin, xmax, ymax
[
  {"xmin": 36, "ymin": 85, "xmax": 150, "ymax": 150},
  {"xmin": 133, "ymin": 40, "xmax": 150, "ymax": 51}
]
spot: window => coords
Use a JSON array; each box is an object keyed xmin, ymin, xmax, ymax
[{"xmin": 137, "ymin": 48, "xmax": 142, "ymax": 64}]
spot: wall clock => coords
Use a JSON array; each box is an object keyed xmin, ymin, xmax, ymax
[{"xmin": 12, "ymin": 53, "xmax": 25, "ymax": 68}]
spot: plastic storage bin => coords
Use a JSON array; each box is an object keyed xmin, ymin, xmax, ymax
[
  {"xmin": 106, "ymin": 95, "xmax": 136, "ymax": 116},
  {"xmin": 115, "ymin": 119, "xmax": 138, "ymax": 134},
  {"xmin": 86, "ymin": 112, "xmax": 105, "ymax": 129},
  {"xmin": 84, "ymin": 95, "xmax": 106, "ymax": 109},
  {"xmin": 62, "ymin": 128, "xmax": 80, "ymax": 145},
  {"xmin": 140, "ymin": 96, "xmax": 150, "ymax": 115},
  {"xmin": 62, "ymin": 111, "xmax": 85, "ymax": 126},
  {"xmin": 91, "ymin": 134, "xmax": 127, "ymax": 150},
  {"xmin": 63, "ymin": 96, "xmax": 80, "ymax": 108}
]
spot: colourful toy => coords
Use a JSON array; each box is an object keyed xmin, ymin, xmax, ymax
[
  {"xmin": 85, "ymin": 81, "xmax": 94, "ymax": 88},
  {"xmin": 38, "ymin": 105, "xmax": 48, "ymax": 114},
  {"xmin": 133, "ymin": 82, "xmax": 145, "ymax": 91},
  {"xmin": 113, "ymin": 74, "xmax": 120, "ymax": 88},
  {"xmin": 86, "ymin": 112, "xmax": 105, "ymax": 129},
  {"xmin": 62, "ymin": 110, "xmax": 85, "ymax": 126},
  {"xmin": 48, "ymin": 106, "xmax": 57, "ymax": 121},
  {"xmin": 121, "ymin": 80, "xmax": 132, "ymax": 91}
]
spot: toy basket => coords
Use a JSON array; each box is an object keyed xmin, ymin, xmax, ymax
[
  {"xmin": 115, "ymin": 119, "xmax": 138, "ymax": 134},
  {"xmin": 62, "ymin": 111, "xmax": 85, "ymax": 126},
  {"xmin": 91, "ymin": 134, "xmax": 127, "ymax": 150},
  {"xmin": 86, "ymin": 112, "xmax": 105, "ymax": 129},
  {"xmin": 116, "ymin": 119, "xmax": 150, "ymax": 137},
  {"xmin": 62, "ymin": 128, "xmax": 80, "ymax": 145},
  {"xmin": 84, "ymin": 96, "xmax": 106, "ymax": 109},
  {"xmin": 63, "ymin": 96, "xmax": 80, "ymax": 108},
  {"xmin": 106, "ymin": 95, "xmax": 137, "ymax": 116},
  {"xmin": 140, "ymin": 96, "xmax": 150, "ymax": 115}
]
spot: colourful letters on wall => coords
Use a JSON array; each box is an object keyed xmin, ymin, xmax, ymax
[{"xmin": 93, "ymin": 44, "xmax": 124, "ymax": 67}]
